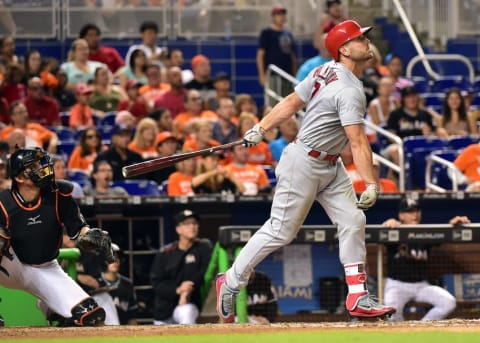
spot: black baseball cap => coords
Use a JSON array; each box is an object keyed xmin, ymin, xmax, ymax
[
  {"xmin": 398, "ymin": 197, "xmax": 421, "ymax": 212},
  {"xmin": 401, "ymin": 85, "xmax": 418, "ymax": 97},
  {"xmin": 326, "ymin": 0, "xmax": 342, "ymax": 8},
  {"xmin": 174, "ymin": 209, "xmax": 199, "ymax": 226}
]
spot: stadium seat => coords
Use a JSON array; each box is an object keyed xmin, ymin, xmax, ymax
[
  {"xmin": 403, "ymin": 136, "xmax": 447, "ymax": 190},
  {"xmin": 98, "ymin": 125, "xmax": 114, "ymax": 142},
  {"xmin": 60, "ymin": 112, "xmax": 70, "ymax": 127},
  {"xmin": 420, "ymin": 92, "xmax": 444, "ymax": 112},
  {"xmin": 67, "ymin": 169, "xmax": 90, "ymax": 182},
  {"xmin": 110, "ymin": 179, "xmax": 160, "ymax": 196},
  {"xmin": 412, "ymin": 76, "xmax": 431, "ymax": 93},
  {"xmin": 99, "ymin": 112, "xmax": 117, "ymax": 126},
  {"xmin": 259, "ymin": 165, "xmax": 277, "ymax": 187},
  {"xmin": 57, "ymin": 140, "xmax": 77, "ymax": 160},
  {"xmin": 447, "ymin": 135, "xmax": 479, "ymax": 150},
  {"xmin": 431, "ymin": 75, "xmax": 471, "ymax": 93},
  {"xmin": 158, "ymin": 180, "xmax": 169, "ymax": 195},
  {"xmin": 51, "ymin": 127, "xmax": 75, "ymax": 141},
  {"xmin": 428, "ymin": 149, "xmax": 464, "ymax": 190},
  {"xmin": 474, "ymin": 76, "xmax": 480, "ymax": 92}
]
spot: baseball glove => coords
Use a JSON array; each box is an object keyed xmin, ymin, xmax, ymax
[{"xmin": 77, "ymin": 228, "xmax": 116, "ymax": 264}]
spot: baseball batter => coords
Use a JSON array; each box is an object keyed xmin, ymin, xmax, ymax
[
  {"xmin": 0, "ymin": 147, "xmax": 107, "ymax": 326},
  {"xmin": 216, "ymin": 20, "xmax": 395, "ymax": 322}
]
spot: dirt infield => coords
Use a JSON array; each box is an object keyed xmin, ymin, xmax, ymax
[{"xmin": 2, "ymin": 319, "xmax": 480, "ymax": 339}]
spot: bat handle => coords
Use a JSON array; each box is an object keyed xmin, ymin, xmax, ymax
[{"xmin": 121, "ymin": 167, "xmax": 128, "ymax": 178}]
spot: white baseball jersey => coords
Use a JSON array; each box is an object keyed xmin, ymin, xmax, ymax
[{"xmin": 295, "ymin": 60, "xmax": 366, "ymax": 154}]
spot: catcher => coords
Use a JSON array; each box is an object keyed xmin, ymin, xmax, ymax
[{"xmin": 0, "ymin": 147, "xmax": 115, "ymax": 326}]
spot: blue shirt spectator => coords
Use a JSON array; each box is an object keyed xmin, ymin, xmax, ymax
[{"xmin": 296, "ymin": 55, "xmax": 331, "ymax": 81}]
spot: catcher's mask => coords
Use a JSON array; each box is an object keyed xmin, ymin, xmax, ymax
[{"xmin": 7, "ymin": 147, "xmax": 55, "ymax": 190}]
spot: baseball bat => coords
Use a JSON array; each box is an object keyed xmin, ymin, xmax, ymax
[{"xmin": 122, "ymin": 139, "xmax": 244, "ymax": 178}]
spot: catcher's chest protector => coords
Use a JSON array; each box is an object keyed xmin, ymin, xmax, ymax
[{"xmin": 0, "ymin": 190, "xmax": 63, "ymax": 265}]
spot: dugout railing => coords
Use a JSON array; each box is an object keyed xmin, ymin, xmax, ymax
[{"xmin": 207, "ymin": 223, "xmax": 480, "ymax": 323}]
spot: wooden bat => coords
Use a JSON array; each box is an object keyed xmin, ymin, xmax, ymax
[{"xmin": 122, "ymin": 139, "xmax": 244, "ymax": 178}]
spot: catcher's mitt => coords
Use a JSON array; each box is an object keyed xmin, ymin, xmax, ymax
[{"xmin": 77, "ymin": 228, "xmax": 116, "ymax": 264}]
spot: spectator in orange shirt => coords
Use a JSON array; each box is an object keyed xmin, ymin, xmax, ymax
[
  {"xmin": 139, "ymin": 63, "xmax": 171, "ymax": 108},
  {"xmin": 182, "ymin": 118, "xmax": 220, "ymax": 152},
  {"xmin": 223, "ymin": 144, "xmax": 271, "ymax": 196},
  {"xmin": 167, "ymin": 152, "xmax": 197, "ymax": 197},
  {"xmin": 69, "ymin": 83, "xmax": 103, "ymax": 130},
  {"xmin": 237, "ymin": 112, "xmax": 274, "ymax": 166},
  {"xmin": 0, "ymin": 101, "xmax": 59, "ymax": 154},
  {"xmin": 23, "ymin": 77, "xmax": 61, "ymax": 126},
  {"xmin": 68, "ymin": 127, "xmax": 104, "ymax": 174},
  {"xmin": 173, "ymin": 89, "xmax": 217, "ymax": 142},
  {"xmin": 343, "ymin": 148, "xmax": 397, "ymax": 193},
  {"xmin": 453, "ymin": 142, "xmax": 480, "ymax": 191},
  {"xmin": 128, "ymin": 117, "xmax": 159, "ymax": 159}
]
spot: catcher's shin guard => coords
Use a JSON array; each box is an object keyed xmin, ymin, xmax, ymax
[{"xmin": 71, "ymin": 298, "xmax": 106, "ymax": 326}]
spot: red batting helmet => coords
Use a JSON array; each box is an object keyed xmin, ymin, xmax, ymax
[{"xmin": 325, "ymin": 20, "xmax": 372, "ymax": 61}]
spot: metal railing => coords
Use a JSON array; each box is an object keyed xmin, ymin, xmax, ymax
[
  {"xmin": 406, "ymin": 53, "xmax": 476, "ymax": 83},
  {"xmin": 364, "ymin": 121, "xmax": 405, "ymax": 191},
  {"xmin": 425, "ymin": 153, "xmax": 461, "ymax": 192}
]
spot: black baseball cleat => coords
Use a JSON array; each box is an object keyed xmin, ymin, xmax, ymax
[{"xmin": 0, "ymin": 314, "xmax": 4, "ymax": 327}]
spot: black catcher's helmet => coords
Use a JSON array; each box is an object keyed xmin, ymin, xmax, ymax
[{"xmin": 7, "ymin": 147, "xmax": 55, "ymax": 190}]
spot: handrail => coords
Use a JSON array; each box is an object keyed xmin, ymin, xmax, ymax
[
  {"xmin": 363, "ymin": 121, "xmax": 405, "ymax": 192},
  {"xmin": 264, "ymin": 64, "xmax": 299, "ymax": 106},
  {"xmin": 392, "ymin": 0, "xmax": 440, "ymax": 80},
  {"xmin": 265, "ymin": 64, "xmax": 305, "ymax": 115},
  {"xmin": 406, "ymin": 54, "xmax": 476, "ymax": 83},
  {"xmin": 425, "ymin": 153, "xmax": 461, "ymax": 192}
]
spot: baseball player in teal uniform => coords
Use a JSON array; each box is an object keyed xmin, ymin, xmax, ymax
[{"xmin": 216, "ymin": 20, "xmax": 395, "ymax": 322}]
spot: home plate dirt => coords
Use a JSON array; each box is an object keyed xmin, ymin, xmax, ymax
[{"xmin": 1, "ymin": 319, "xmax": 480, "ymax": 338}]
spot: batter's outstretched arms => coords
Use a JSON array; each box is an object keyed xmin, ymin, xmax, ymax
[
  {"xmin": 344, "ymin": 123, "xmax": 378, "ymax": 210},
  {"xmin": 243, "ymin": 93, "xmax": 305, "ymax": 146}
]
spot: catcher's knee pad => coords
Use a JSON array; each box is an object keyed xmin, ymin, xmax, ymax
[{"xmin": 71, "ymin": 298, "xmax": 106, "ymax": 326}]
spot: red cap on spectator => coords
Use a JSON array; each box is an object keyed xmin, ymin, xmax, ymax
[
  {"xmin": 125, "ymin": 79, "xmax": 142, "ymax": 90},
  {"xmin": 191, "ymin": 54, "xmax": 209, "ymax": 69},
  {"xmin": 271, "ymin": 5, "xmax": 287, "ymax": 15}
]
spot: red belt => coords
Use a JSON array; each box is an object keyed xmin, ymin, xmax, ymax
[
  {"xmin": 293, "ymin": 138, "xmax": 339, "ymax": 162},
  {"xmin": 307, "ymin": 150, "xmax": 339, "ymax": 162}
]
